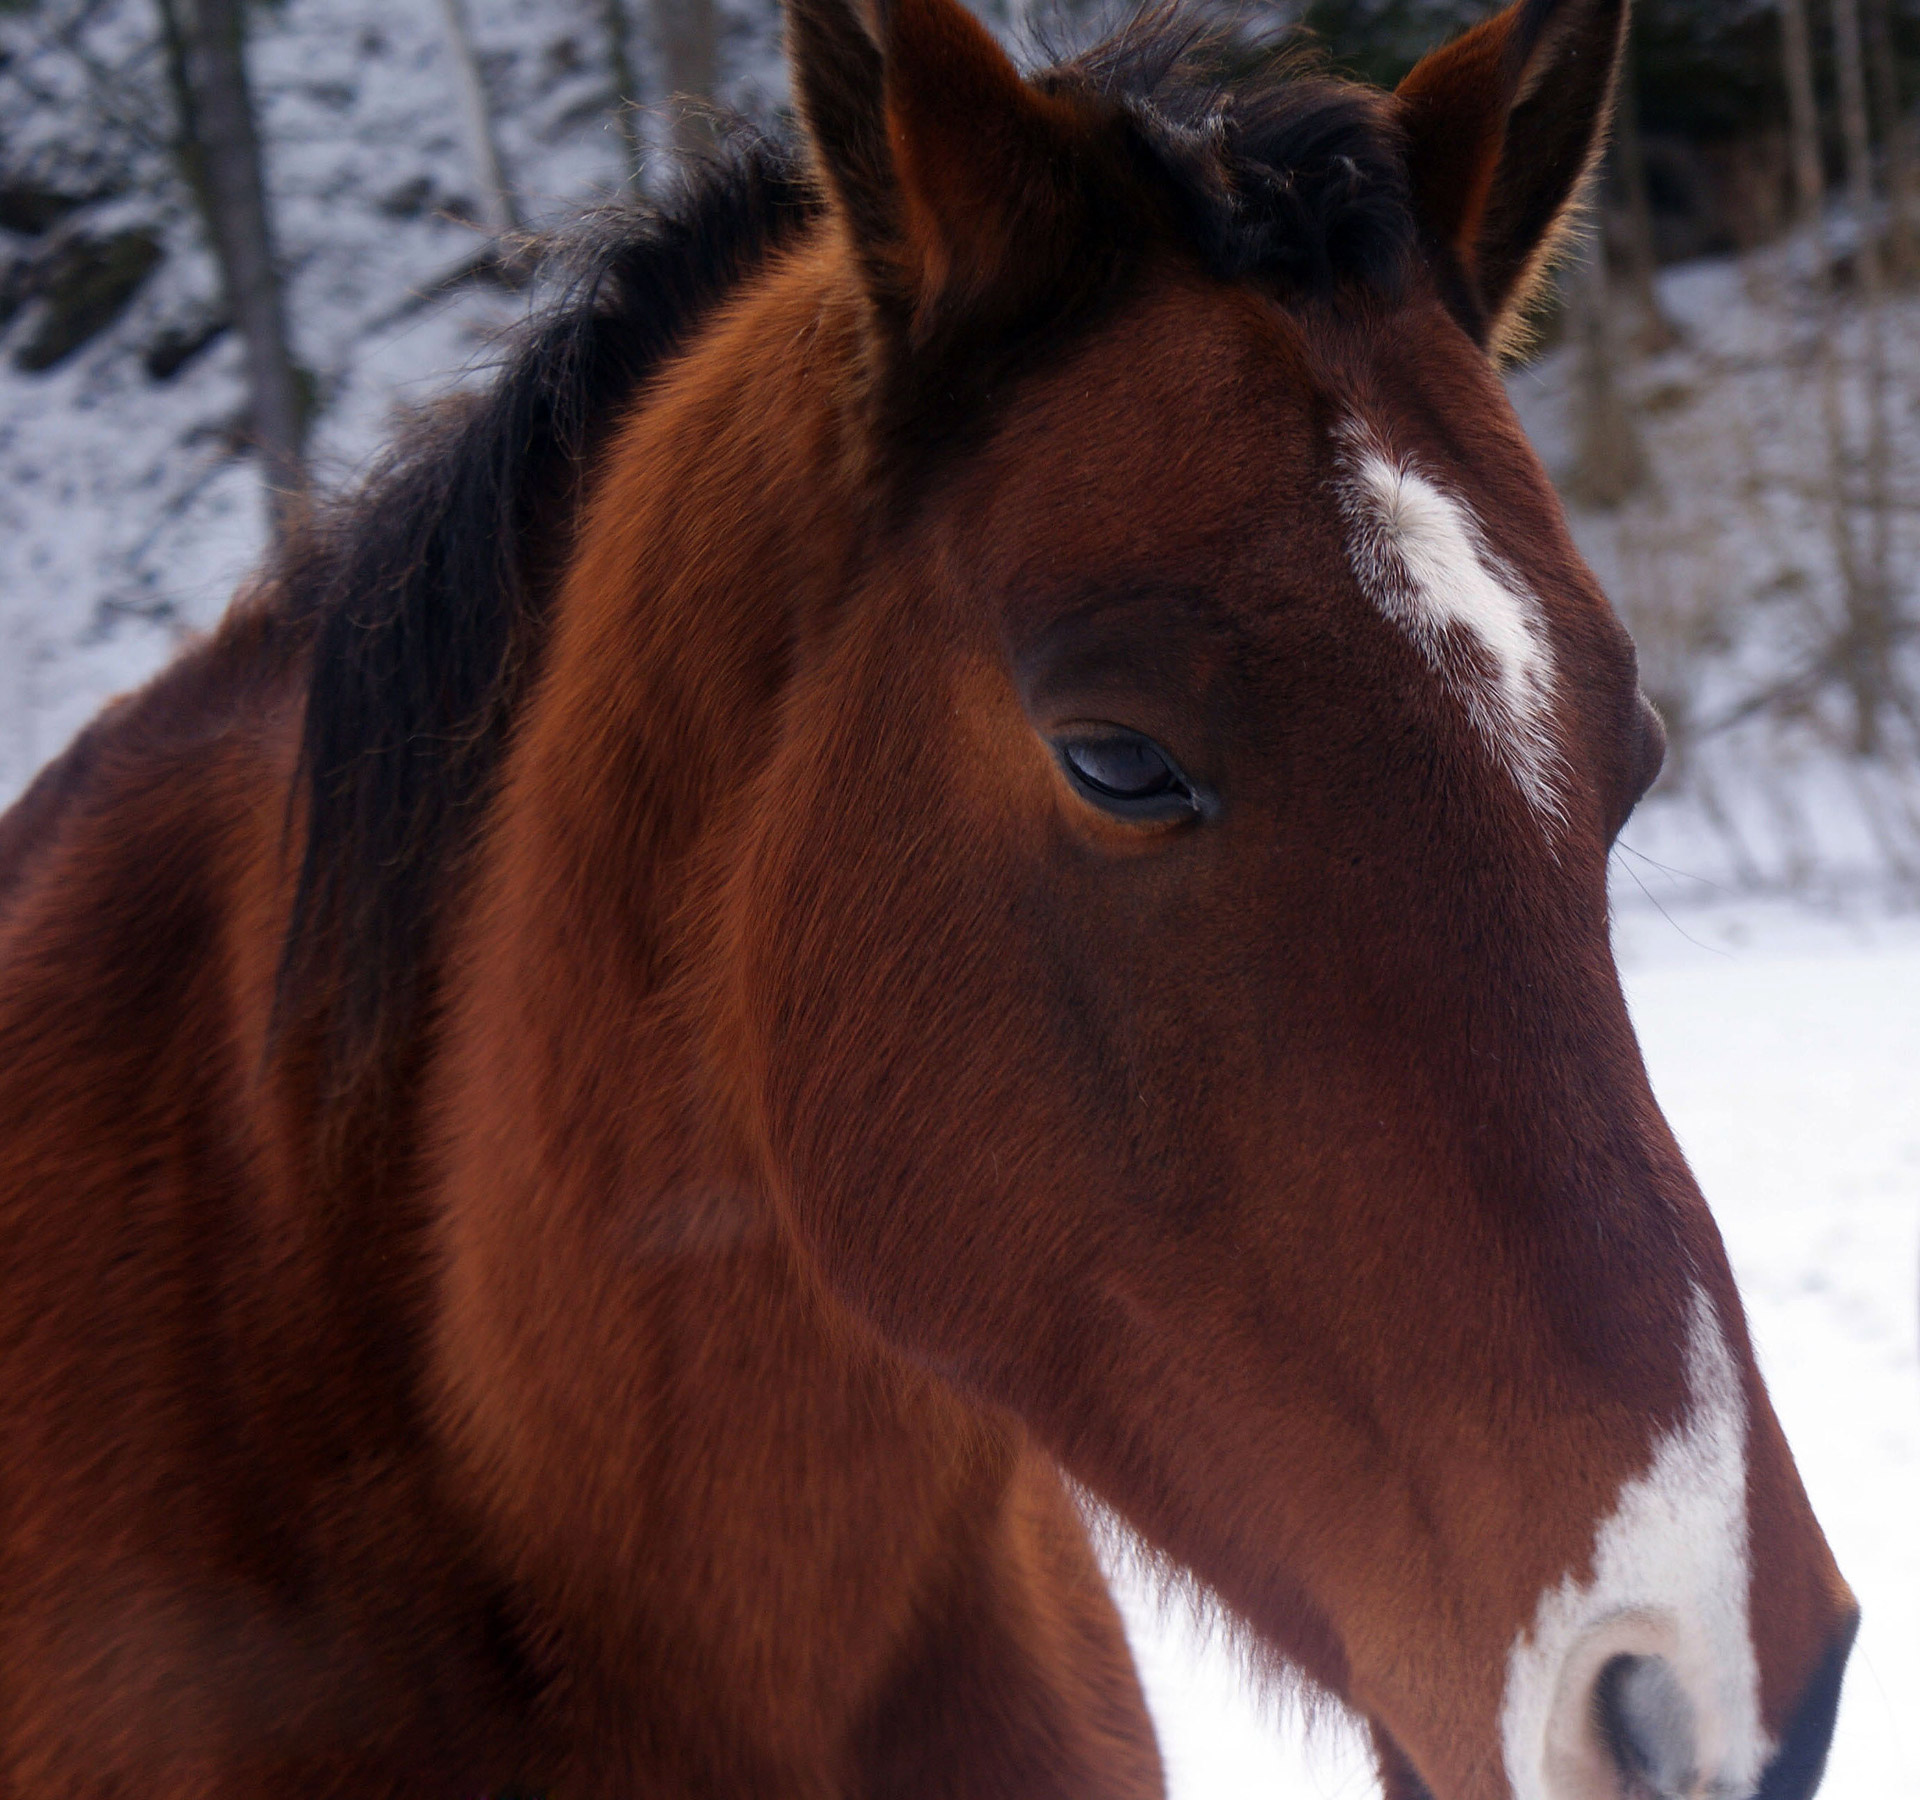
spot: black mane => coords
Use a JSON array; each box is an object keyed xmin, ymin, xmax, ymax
[
  {"xmin": 278, "ymin": 132, "xmax": 820, "ymax": 1068},
  {"xmin": 278, "ymin": 8, "xmax": 1412, "ymax": 1080}
]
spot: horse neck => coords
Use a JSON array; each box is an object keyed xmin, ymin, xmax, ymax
[
  {"xmin": 426, "ymin": 232, "xmax": 884, "ymax": 1380},
  {"xmin": 418, "ymin": 251, "xmax": 1021, "ymax": 1611}
]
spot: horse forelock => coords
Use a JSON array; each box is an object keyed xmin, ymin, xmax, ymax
[{"xmin": 1048, "ymin": 10, "xmax": 1413, "ymax": 296}]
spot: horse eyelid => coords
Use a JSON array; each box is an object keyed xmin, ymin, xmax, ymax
[{"xmin": 1050, "ymin": 733, "xmax": 1218, "ymax": 824}]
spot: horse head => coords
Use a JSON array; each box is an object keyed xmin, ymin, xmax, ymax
[
  {"xmin": 446, "ymin": 0, "xmax": 1856, "ymax": 1792},
  {"xmin": 742, "ymin": 0, "xmax": 1853, "ymax": 1790}
]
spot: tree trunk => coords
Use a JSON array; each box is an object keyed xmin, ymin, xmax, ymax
[
  {"xmin": 1779, "ymin": 0, "xmax": 1883, "ymax": 752},
  {"xmin": 161, "ymin": 0, "xmax": 306, "ymax": 529},
  {"xmin": 1612, "ymin": 64, "xmax": 1681, "ymax": 351},
  {"xmin": 601, "ymin": 0, "xmax": 647, "ymax": 184},
  {"xmin": 1863, "ymin": 0, "xmax": 1917, "ymax": 280},
  {"xmin": 1830, "ymin": 0, "xmax": 1897, "ymax": 752},
  {"xmin": 1780, "ymin": 0, "xmax": 1826, "ymax": 223},
  {"xmin": 434, "ymin": 0, "xmax": 519, "ymax": 235},
  {"xmin": 1567, "ymin": 220, "xmax": 1647, "ymax": 510},
  {"xmin": 655, "ymin": 0, "xmax": 716, "ymax": 159}
]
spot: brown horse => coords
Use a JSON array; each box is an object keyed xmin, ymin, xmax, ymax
[{"xmin": 0, "ymin": 0, "xmax": 1857, "ymax": 1793}]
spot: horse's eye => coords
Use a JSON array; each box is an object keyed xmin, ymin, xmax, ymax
[{"xmin": 1054, "ymin": 731, "xmax": 1202, "ymax": 822}]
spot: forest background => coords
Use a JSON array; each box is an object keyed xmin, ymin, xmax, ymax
[{"xmin": 4, "ymin": 0, "xmax": 1920, "ymax": 904}]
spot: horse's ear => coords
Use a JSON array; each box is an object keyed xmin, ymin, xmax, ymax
[
  {"xmin": 1396, "ymin": 0, "xmax": 1627, "ymax": 356},
  {"xmin": 786, "ymin": 0, "xmax": 1102, "ymax": 354}
]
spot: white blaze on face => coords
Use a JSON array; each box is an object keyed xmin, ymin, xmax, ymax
[
  {"xmin": 1336, "ymin": 428, "xmax": 1566, "ymax": 826},
  {"xmin": 1500, "ymin": 1287, "xmax": 1768, "ymax": 1800}
]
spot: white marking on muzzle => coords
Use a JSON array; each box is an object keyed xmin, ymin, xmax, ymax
[
  {"xmin": 1336, "ymin": 429, "xmax": 1566, "ymax": 826},
  {"xmin": 1500, "ymin": 1287, "xmax": 1768, "ymax": 1800}
]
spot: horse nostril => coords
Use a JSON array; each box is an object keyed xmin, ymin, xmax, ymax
[{"xmin": 1594, "ymin": 1654, "xmax": 1699, "ymax": 1799}]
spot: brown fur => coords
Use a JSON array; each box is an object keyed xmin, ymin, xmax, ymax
[{"xmin": 0, "ymin": 1, "xmax": 1853, "ymax": 1795}]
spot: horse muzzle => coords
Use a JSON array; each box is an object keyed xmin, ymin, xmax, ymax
[{"xmin": 1530, "ymin": 1610, "xmax": 1856, "ymax": 1800}]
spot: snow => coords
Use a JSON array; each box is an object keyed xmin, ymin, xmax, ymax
[
  {"xmin": 0, "ymin": 0, "xmax": 790, "ymax": 806},
  {"xmin": 1121, "ymin": 892, "xmax": 1920, "ymax": 1799},
  {"xmin": 1506, "ymin": 244, "xmax": 1920, "ymax": 899}
]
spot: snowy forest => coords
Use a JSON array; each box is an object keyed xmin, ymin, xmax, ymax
[{"xmin": 4, "ymin": 0, "xmax": 1920, "ymax": 901}]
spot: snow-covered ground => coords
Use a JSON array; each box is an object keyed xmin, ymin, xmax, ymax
[
  {"xmin": 1122, "ymin": 891, "xmax": 1920, "ymax": 1799},
  {"xmin": 0, "ymin": 0, "xmax": 629, "ymax": 800}
]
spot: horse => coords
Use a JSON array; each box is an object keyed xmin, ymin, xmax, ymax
[{"xmin": 0, "ymin": 0, "xmax": 1858, "ymax": 1792}]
